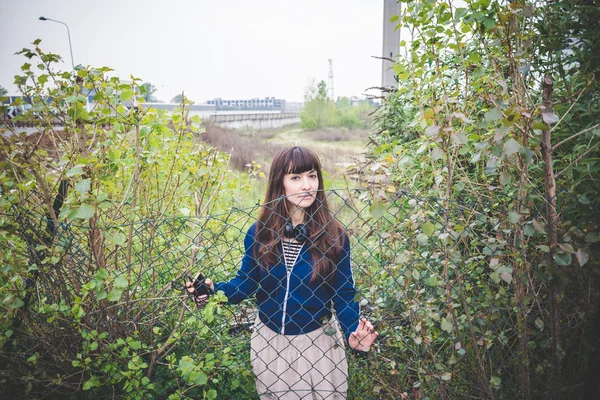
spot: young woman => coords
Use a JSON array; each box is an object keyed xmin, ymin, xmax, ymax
[{"xmin": 187, "ymin": 146, "xmax": 377, "ymax": 399}]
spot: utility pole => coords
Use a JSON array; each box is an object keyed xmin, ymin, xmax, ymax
[
  {"xmin": 328, "ymin": 58, "xmax": 334, "ymax": 101},
  {"xmin": 382, "ymin": 0, "xmax": 401, "ymax": 95}
]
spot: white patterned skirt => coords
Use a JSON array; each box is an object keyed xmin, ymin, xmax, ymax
[{"xmin": 250, "ymin": 316, "xmax": 348, "ymax": 400}]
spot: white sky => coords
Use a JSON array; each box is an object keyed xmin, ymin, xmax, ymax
[{"xmin": 1, "ymin": 0, "xmax": 386, "ymax": 103}]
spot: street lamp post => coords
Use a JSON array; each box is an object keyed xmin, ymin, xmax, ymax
[
  {"xmin": 39, "ymin": 16, "xmax": 90, "ymax": 112},
  {"xmin": 39, "ymin": 16, "xmax": 75, "ymax": 71}
]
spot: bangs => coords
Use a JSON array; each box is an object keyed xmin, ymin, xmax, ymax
[{"xmin": 285, "ymin": 147, "xmax": 320, "ymax": 174}]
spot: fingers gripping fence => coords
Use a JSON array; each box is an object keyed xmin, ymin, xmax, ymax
[{"xmin": 3, "ymin": 188, "xmax": 594, "ymax": 399}]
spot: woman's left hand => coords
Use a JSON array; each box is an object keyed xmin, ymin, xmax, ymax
[{"xmin": 349, "ymin": 317, "xmax": 378, "ymax": 352}]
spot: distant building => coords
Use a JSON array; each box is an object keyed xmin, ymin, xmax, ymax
[{"xmin": 207, "ymin": 97, "xmax": 285, "ymax": 111}]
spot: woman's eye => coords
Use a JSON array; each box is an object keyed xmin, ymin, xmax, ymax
[
  {"xmin": 291, "ymin": 176, "xmax": 299, "ymax": 180},
  {"xmin": 309, "ymin": 175, "xmax": 317, "ymax": 179}
]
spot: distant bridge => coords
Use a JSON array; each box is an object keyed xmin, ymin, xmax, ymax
[
  {"xmin": 3, "ymin": 100, "xmax": 301, "ymax": 131},
  {"xmin": 149, "ymin": 103, "xmax": 300, "ymax": 130}
]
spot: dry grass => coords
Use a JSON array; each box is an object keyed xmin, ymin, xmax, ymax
[
  {"xmin": 200, "ymin": 123, "xmax": 370, "ymax": 178},
  {"xmin": 306, "ymin": 128, "xmax": 370, "ymax": 142},
  {"xmin": 201, "ymin": 123, "xmax": 287, "ymax": 171}
]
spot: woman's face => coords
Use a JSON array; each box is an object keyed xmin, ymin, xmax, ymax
[{"xmin": 282, "ymin": 169, "xmax": 319, "ymax": 209}]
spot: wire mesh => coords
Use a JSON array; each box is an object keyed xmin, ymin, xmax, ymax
[{"xmin": 2, "ymin": 186, "xmax": 597, "ymax": 399}]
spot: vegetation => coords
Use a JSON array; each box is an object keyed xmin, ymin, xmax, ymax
[
  {"xmin": 0, "ymin": 0, "xmax": 599, "ymax": 397},
  {"xmin": 363, "ymin": 0, "xmax": 600, "ymax": 397},
  {"xmin": 0, "ymin": 42, "xmax": 259, "ymax": 399},
  {"xmin": 171, "ymin": 94, "xmax": 192, "ymax": 104},
  {"xmin": 301, "ymin": 80, "xmax": 375, "ymax": 130},
  {"xmin": 140, "ymin": 82, "xmax": 158, "ymax": 103}
]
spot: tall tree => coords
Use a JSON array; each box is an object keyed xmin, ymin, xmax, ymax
[
  {"xmin": 0, "ymin": 85, "xmax": 7, "ymax": 97},
  {"xmin": 140, "ymin": 82, "xmax": 157, "ymax": 103},
  {"xmin": 171, "ymin": 94, "xmax": 193, "ymax": 104},
  {"xmin": 301, "ymin": 80, "xmax": 336, "ymax": 129}
]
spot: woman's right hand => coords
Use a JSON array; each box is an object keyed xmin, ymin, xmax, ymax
[{"xmin": 185, "ymin": 274, "xmax": 215, "ymax": 307}]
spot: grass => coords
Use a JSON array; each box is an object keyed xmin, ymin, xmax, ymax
[
  {"xmin": 201, "ymin": 123, "xmax": 370, "ymax": 179},
  {"xmin": 199, "ymin": 122, "xmax": 370, "ymax": 209}
]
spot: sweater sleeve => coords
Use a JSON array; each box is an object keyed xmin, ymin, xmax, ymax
[
  {"xmin": 214, "ymin": 224, "xmax": 260, "ymax": 304},
  {"xmin": 331, "ymin": 234, "xmax": 360, "ymax": 343}
]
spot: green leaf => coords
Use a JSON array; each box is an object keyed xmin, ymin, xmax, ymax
[
  {"xmin": 73, "ymin": 107, "xmax": 90, "ymax": 121},
  {"xmin": 536, "ymin": 245, "xmax": 550, "ymax": 253},
  {"xmin": 110, "ymin": 232, "xmax": 126, "ymax": 247},
  {"xmin": 470, "ymin": 151, "xmax": 482, "ymax": 164},
  {"xmin": 485, "ymin": 156, "xmax": 498, "ymax": 175},
  {"xmin": 416, "ymin": 233, "xmax": 429, "ymax": 246},
  {"xmin": 66, "ymin": 166, "xmax": 84, "ymax": 177},
  {"xmin": 441, "ymin": 372, "xmax": 452, "ymax": 381},
  {"xmin": 3, "ymin": 295, "xmax": 25, "ymax": 309},
  {"xmin": 428, "ymin": 276, "xmax": 438, "ymax": 287},
  {"xmin": 483, "ymin": 18, "xmax": 496, "ymax": 29},
  {"xmin": 96, "ymin": 268, "xmax": 108, "ymax": 280},
  {"xmin": 503, "ymin": 138, "xmax": 521, "ymax": 157},
  {"xmin": 558, "ymin": 243, "xmax": 575, "ymax": 254},
  {"xmin": 584, "ymin": 232, "xmax": 600, "ymax": 243},
  {"xmin": 441, "ymin": 318, "xmax": 453, "ymax": 333},
  {"xmin": 490, "ymin": 376, "xmax": 501, "ymax": 388},
  {"xmin": 490, "ymin": 271, "xmax": 501, "ymax": 284},
  {"xmin": 390, "ymin": 14, "xmax": 399, "ymax": 23},
  {"xmin": 74, "ymin": 204, "xmax": 95, "ymax": 220},
  {"xmin": 114, "ymin": 275, "xmax": 128, "ymax": 289},
  {"xmin": 519, "ymin": 146, "xmax": 534, "ymax": 164},
  {"xmin": 412, "ymin": 269, "xmax": 420, "ymax": 281},
  {"xmin": 422, "ymin": 221, "xmax": 435, "ymax": 236},
  {"xmin": 508, "ymin": 211, "xmax": 521, "ymax": 224},
  {"xmin": 523, "ymin": 224, "xmax": 535, "ymax": 237},
  {"xmin": 120, "ymin": 89, "xmax": 133, "ymax": 101},
  {"xmin": 455, "ymin": 8, "xmax": 467, "ymax": 19},
  {"xmin": 431, "ymin": 146, "xmax": 443, "ymax": 161},
  {"xmin": 534, "ymin": 318, "xmax": 544, "ymax": 330},
  {"xmin": 472, "ymin": 67, "xmax": 485, "ymax": 78},
  {"xmin": 453, "ymin": 112, "xmax": 474, "ymax": 124},
  {"xmin": 484, "ymin": 108, "xmax": 502, "ymax": 123},
  {"xmin": 542, "ymin": 113, "xmax": 559, "ymax": 125},
  {"xmin": 74, "ymin": 178, "xmax": 91, "ymax": 196},
  {"xmin": 553, "ymin": 253, "xmax": 572, "ymax": 266},
  {"xmin": 207, "ymin": 389, "xmax": 217, "ymax": 400},
  {"xmin": 83, "ymin": 375, "xmax": 100, "ymax": 391},
  {"xmin": 107, "ymin": 289, "xmax": 123, "ymax": 302},
  {"xmin": 370, "ymin": 201, "xmax": 386, "ymax": 219},
  {"xmin": 191, "ymin": 371, "xmax": 208, "ymax": 385}
]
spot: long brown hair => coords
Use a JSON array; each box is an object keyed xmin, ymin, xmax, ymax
[{"xmin": 254, "ymin": 147, "xmax": 344, "ymax": 282}]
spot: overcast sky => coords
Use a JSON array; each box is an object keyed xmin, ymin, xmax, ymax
[{"xmin": 1, "ymin": 0, "xmax": 386, "ymax": 103}]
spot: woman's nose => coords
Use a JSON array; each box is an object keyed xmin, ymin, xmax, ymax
[{"xmin": 301, "ymin": 176, "xmax": 311, "ymax": 189}]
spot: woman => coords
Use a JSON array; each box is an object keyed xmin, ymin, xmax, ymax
[{"xmin": 188, "ymin": 146, "xmax": 377, "ymax": 399}]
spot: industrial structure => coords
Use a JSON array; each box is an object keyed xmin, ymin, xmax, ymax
[{"xmin": 328, "ymin": 59, "xmax": 334, "ymax": 101}]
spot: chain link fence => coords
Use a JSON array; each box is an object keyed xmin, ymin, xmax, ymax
[{"xmin": 2, "ymin": 187, "xmax": 597, "ymax": 399}]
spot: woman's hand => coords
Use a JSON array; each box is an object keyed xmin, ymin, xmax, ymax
[
  {"xmin": 185, "ymin": 274, "xmax": 215, "ymax": 307},
  {"xmin": 349, "ymin": 318, "xmax": 378, "ymax": 352}
]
